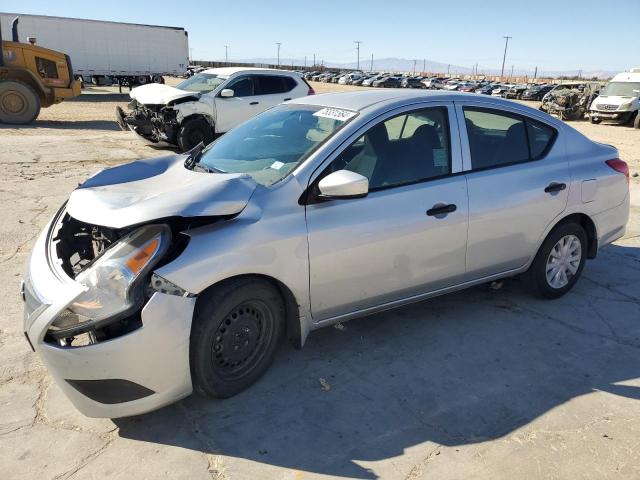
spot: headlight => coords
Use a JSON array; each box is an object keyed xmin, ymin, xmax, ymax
[
  {"xmin": 620, "ymin": 102, "xmax": 632, "ymax": 111},
  {"xmin": 48, "ymin": 224, "xmax": 171, "ymax": 338}
]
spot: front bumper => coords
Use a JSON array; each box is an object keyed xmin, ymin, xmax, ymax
[
  {"xmin": 589, "ymin": 110, "xmax": 634, "ymax": 124},
  {"xmin": 23, "ymin": 217, "xmax": 195, "ymax": 418}
]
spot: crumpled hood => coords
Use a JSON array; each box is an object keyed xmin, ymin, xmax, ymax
[
  {"xmin": 67, "ymin": 155, "xmax": 257, "ymax": 229},
  {"xmin": 130, "ymin": 83, "xmax": 200, "ymax": 105}
]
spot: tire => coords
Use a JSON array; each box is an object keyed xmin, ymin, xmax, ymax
[
  {"xmin": 177, "ymin": 118, "xmax": 214, "ymax": 152},
  {"xmin": 634, "ymin": 112, "xmax": 640, "ymax": 129},
  {"xmin": 590, "ymin": 116, "xmax": 601, "ymax": 124},
  {"xmin": 0, "ymin": 80, "xmax": 41, "ymax": 124},
  {"xmin": 190, "ymin": 278, "xmax": 285, "ymax": 398},
  {"xmin": 152, "ymin": 75, "xmax": 164, "ymax": 84},
  {"xmin": 136, "ymin": 75, "xmax": 149, "ymax": 85},
  {"xmin": 523, "ymin": 223, "xmax": 588, "ymax": 299}
]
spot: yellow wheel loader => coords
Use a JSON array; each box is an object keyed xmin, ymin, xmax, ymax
[{"xmin": 0, "ymin": 17, "xmax": 81, "ymax": 124}]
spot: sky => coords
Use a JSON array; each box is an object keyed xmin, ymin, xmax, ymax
[{"xmin": 2, "ymin": 0, "xmax": 638, "ymax": 73}]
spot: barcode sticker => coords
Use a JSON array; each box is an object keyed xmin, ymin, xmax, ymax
[{"xmin": 313, "ymin": 108, "xmax": 357, "ymax": 122}]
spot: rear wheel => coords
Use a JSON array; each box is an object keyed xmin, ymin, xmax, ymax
[
  {"xmin": 177, "ymin": 118, "xmax": 214, "ymax": 151},
  {"xmin": 0, "ymin": 80, "xmax": 41, "ymax": 124},
  {"xmin": 523, "ymin": 223, "xmax": 587, "ymax": 299},
  {"xmin": 190, "ymin": 278, "xmax": 285, "ymax": 398}
]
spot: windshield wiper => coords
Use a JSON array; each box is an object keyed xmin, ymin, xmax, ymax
[{"xmin": 183, "ymin": 142, "xmax": 224, "ymax": 173}]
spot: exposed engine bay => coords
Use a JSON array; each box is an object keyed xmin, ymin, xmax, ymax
[
  {"xmin": 540, "ymin": 83, "xmax": 599, "ymax": 121},
  {"xmin": 116, "ymin": 98, "xmax": 183, "ymax": 144}
]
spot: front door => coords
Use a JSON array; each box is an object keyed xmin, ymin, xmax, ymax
[
  {"xmin": 214, "ymin": 75, "xmax": 260, "ymax": 133},
  {"xmin": 305, "ymin": 104, "xmax": 469, "ymax": 321}
]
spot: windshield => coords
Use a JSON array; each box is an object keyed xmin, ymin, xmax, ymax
[
  {"xmin": 600, "ymin": 81, "xmax": 640, "ymax": 97},
  {"xmin": 197, "ymin": 105, "xmax": 357, "ymax": 186},
  {"xmin": 176, "ymin": 73, "xmax": 228, "ymax": 94}
]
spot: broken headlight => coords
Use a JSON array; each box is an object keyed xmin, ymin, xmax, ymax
[{"xmin": 49, "ymin": 224, "xmax": 171, "ymax": 338}]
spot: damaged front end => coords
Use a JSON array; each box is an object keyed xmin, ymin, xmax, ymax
[
  {"xmin": 116, "ymin": 98, "xmax": 184, "ymax": 145},
  {"xmin": 541, "ymin": 84, "xmax": 598, "ymax": 121}
]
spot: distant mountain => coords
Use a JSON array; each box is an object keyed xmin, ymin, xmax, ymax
[{"xmin": 226, "ymin": 56, "xmax": 616, "ymax": 79}]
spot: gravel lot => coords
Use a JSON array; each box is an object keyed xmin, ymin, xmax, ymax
[{"xmin": 0, "ymin": 80, "xmax": 639, "ymax": 480}]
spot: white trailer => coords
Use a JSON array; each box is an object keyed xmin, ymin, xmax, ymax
[{"xmin": 0, "ymin": 12, "xmax": 189, "ymax": 85}]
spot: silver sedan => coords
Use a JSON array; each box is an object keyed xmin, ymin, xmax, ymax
[{"xmin": 22, "ymin": 90, "xmax": 630, "ymax": 417}]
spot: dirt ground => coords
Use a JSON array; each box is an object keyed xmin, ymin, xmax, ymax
[{"xmin": 0, "ymin": 80, "xmax": 639, "ymax": 480}]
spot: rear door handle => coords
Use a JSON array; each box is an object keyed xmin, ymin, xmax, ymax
[
  {"xmin": 544, "ymin": 182, "xmax": 566, "ymax": 193},
  {"xmin": 284, "ymin": 97, "xmax": 292, "ymax": 101},
  {"xmin": 250, "ymin": 101, "xmax": 259, "ymax": 105},
  {"xmin": 426, "ymin": 203, "xmax": 457, "ymax": 216}
]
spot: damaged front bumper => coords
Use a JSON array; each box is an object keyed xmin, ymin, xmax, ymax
[
  {"xmin": 589, "ymin": 110, "xmax": 634, "ymax": 124},
  {"xmin": 22, "ymin": 215, "xmax": 195, "ymax": 418},
  {"xmin": 116, "ymin": 100, "xmax": 180, "ymax": 145}
]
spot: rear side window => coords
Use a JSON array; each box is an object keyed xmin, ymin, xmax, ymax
[
  {"xmin": 527, "ymin": 120, "xmax": 555, "ymax": 159},
  {"xmin": 463, "ymin": 107, "xmax": 556, "ymax": 170},
  {"xmin": 254, "ymin": 75, "xmax": 296, "ymax": 95}
]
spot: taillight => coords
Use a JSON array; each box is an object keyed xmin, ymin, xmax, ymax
[{"xmin": 605, "ymin": 158, "xmax": 629, "ymax": 183}]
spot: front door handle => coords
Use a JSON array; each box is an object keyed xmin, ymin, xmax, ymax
[
  {"xmin": 250, "ymin": 101, "xmax": 259, "ymax": 105},
  {"xmin": 426, "ymin": 203, "xmax": 457, "ymax": 216},
  {"xmin": 284, "ymin": 97, "xmax": 292, "ymax": 101},
  {"xmin": 544, "ymin": 182, "xmax": 566, "ymax": 193}
]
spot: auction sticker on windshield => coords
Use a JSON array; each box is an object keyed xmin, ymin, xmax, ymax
[{"xmin": 313, "ymin": 108, "xmax": 357, "ymax": 122}]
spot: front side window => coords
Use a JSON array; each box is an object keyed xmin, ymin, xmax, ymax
[
  {"xmin": 226, "ymin": 76, "xmax": 254, "ymax": 97},
  {"xmin": 463, "ymin": 108, "xmax": 556, "ymax": 170},
  {"xmin": 197, "ymin": 105, "xmax": 356, "ymax": 186},
  {"xmin": 176, "ymin": 73, "xmax": 227, "ymax": 94},
  {"xmin": 329, "ymin": 107, "xmax": 451, "ymax": 190}
]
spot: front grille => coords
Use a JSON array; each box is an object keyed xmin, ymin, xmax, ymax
[{"xmin": 597, "ymin": 104, "xmax": 618, "ymax": 111}]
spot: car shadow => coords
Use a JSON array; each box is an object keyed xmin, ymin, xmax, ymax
[
  {"xmin": 0, "ymin": 120, "xmax": 121, "ymax": 131},
  {"xmin": 114, "ymin": 243, "xmax": 640, "ymax": 479}
]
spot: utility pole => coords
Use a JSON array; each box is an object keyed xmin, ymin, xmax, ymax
[
  {"xmin": 354, "ymin": 41, "xmax": 362, "ymax": 70},
  {"xmin": 304, "ymin": 56, "xmax": 306, "ymax": 69},
  {"xmin": 510, "ymin": 65, "xmax": 514, "ymax": 78},
  {"xmin": 224, "ymin": 45, "xmax": 228, "ymax": 63},
  {"xmin": 423, "ymin": 59, "xmax": 426, "ymax": 73},
  {"xmin": 189, "ymin": 48, "xmax": 193, "ymax": 63},
  {"xmin": 276, "ymin": 42, "xmax": 281, "ymax": 67},
  {"xmin": 313, "ymin": 53, "xmax": 316, "ymax": 67},
  {"xmin": 413, "ymin": 59, "xmax": 417, "ymax": 75},
  {"xmin": 533, "ymin": 66, "xmax": 538, "ymax": 79},
  {"xmin": 370, "ymin": 53, "xmax": 373, "ymax": 72},
  {"xmin": 447, "ymin": 64, "xmax": 450, "ymax": 76},
  {"xmin": 500, "ymin": 35, "xmax": 512, "ymax": 79}
]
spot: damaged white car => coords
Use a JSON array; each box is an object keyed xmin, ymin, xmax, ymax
[{"xmin": 116, "ymin": 67, "xmax": 314, "ymax": 151}]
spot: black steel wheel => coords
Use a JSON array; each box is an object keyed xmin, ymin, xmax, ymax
[
  {"xmin": 177, "ymin": 118, "xmax": 214, "ymax": 152},
  {"xmin": 190, "ymin": 278, "xmax": 284, "ymax": 398}
]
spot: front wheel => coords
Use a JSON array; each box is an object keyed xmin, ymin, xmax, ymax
[
  {"xmin": 590, "ymin": 116, "xmax": 602, "ymax": 124},
  {"xmin": 177, "ymin": 118, "xmax": 214, "ymax": 151},
  {"xmin": 190, "ymin": 278, "xmax": 285, "ymax": 398},
  {"xmin": 523, "ymin": 223, "xmax": 587, "ymax": 299},
  {"xmin": 0, "ymin": 80, "xmax": 41, "ymax": 124}
]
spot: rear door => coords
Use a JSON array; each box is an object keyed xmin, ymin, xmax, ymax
[
  {"xmin": 253, "ymin": 75, "xmax": 300, "ymax": 110},
  {"xmin": 457, "ymin": 103, "xmax": 569, "ymax": 279}
]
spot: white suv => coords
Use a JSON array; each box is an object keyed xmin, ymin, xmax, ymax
[{"xmin": 116, "ymin": 67, "xmax": 315, "ymax": 151}]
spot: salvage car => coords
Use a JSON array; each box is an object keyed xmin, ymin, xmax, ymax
[
  {"xmin": 115, "ymin": 67, "xmax": 314, "ymax": 151},
  {"xmin": 23, "ymin": 90, "xmax": 629, "ymax": 418},
  {"xmin": 521, "ymin": 84, "xmax": 554, "ymax": 101},
  {"xmin": 540, "ymin": 82, "xmax": 599, "ymax": 121}
]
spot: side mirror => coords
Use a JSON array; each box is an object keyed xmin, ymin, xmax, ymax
[
  {"xmin": 220, "ymin": 88, "xmax": 234, "ymax": 98},
  {"xmin": 318, "ymin": 170, "xmax": 369, "ymax": 199}
]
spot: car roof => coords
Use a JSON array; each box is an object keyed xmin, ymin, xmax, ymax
[
  {"xmin": 202, "ymin": 67, "xmax": 295, "ymax": 76},
  {"xmin": 289, "ymin": 90, "xmax": 561, "ymax": 122}
]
